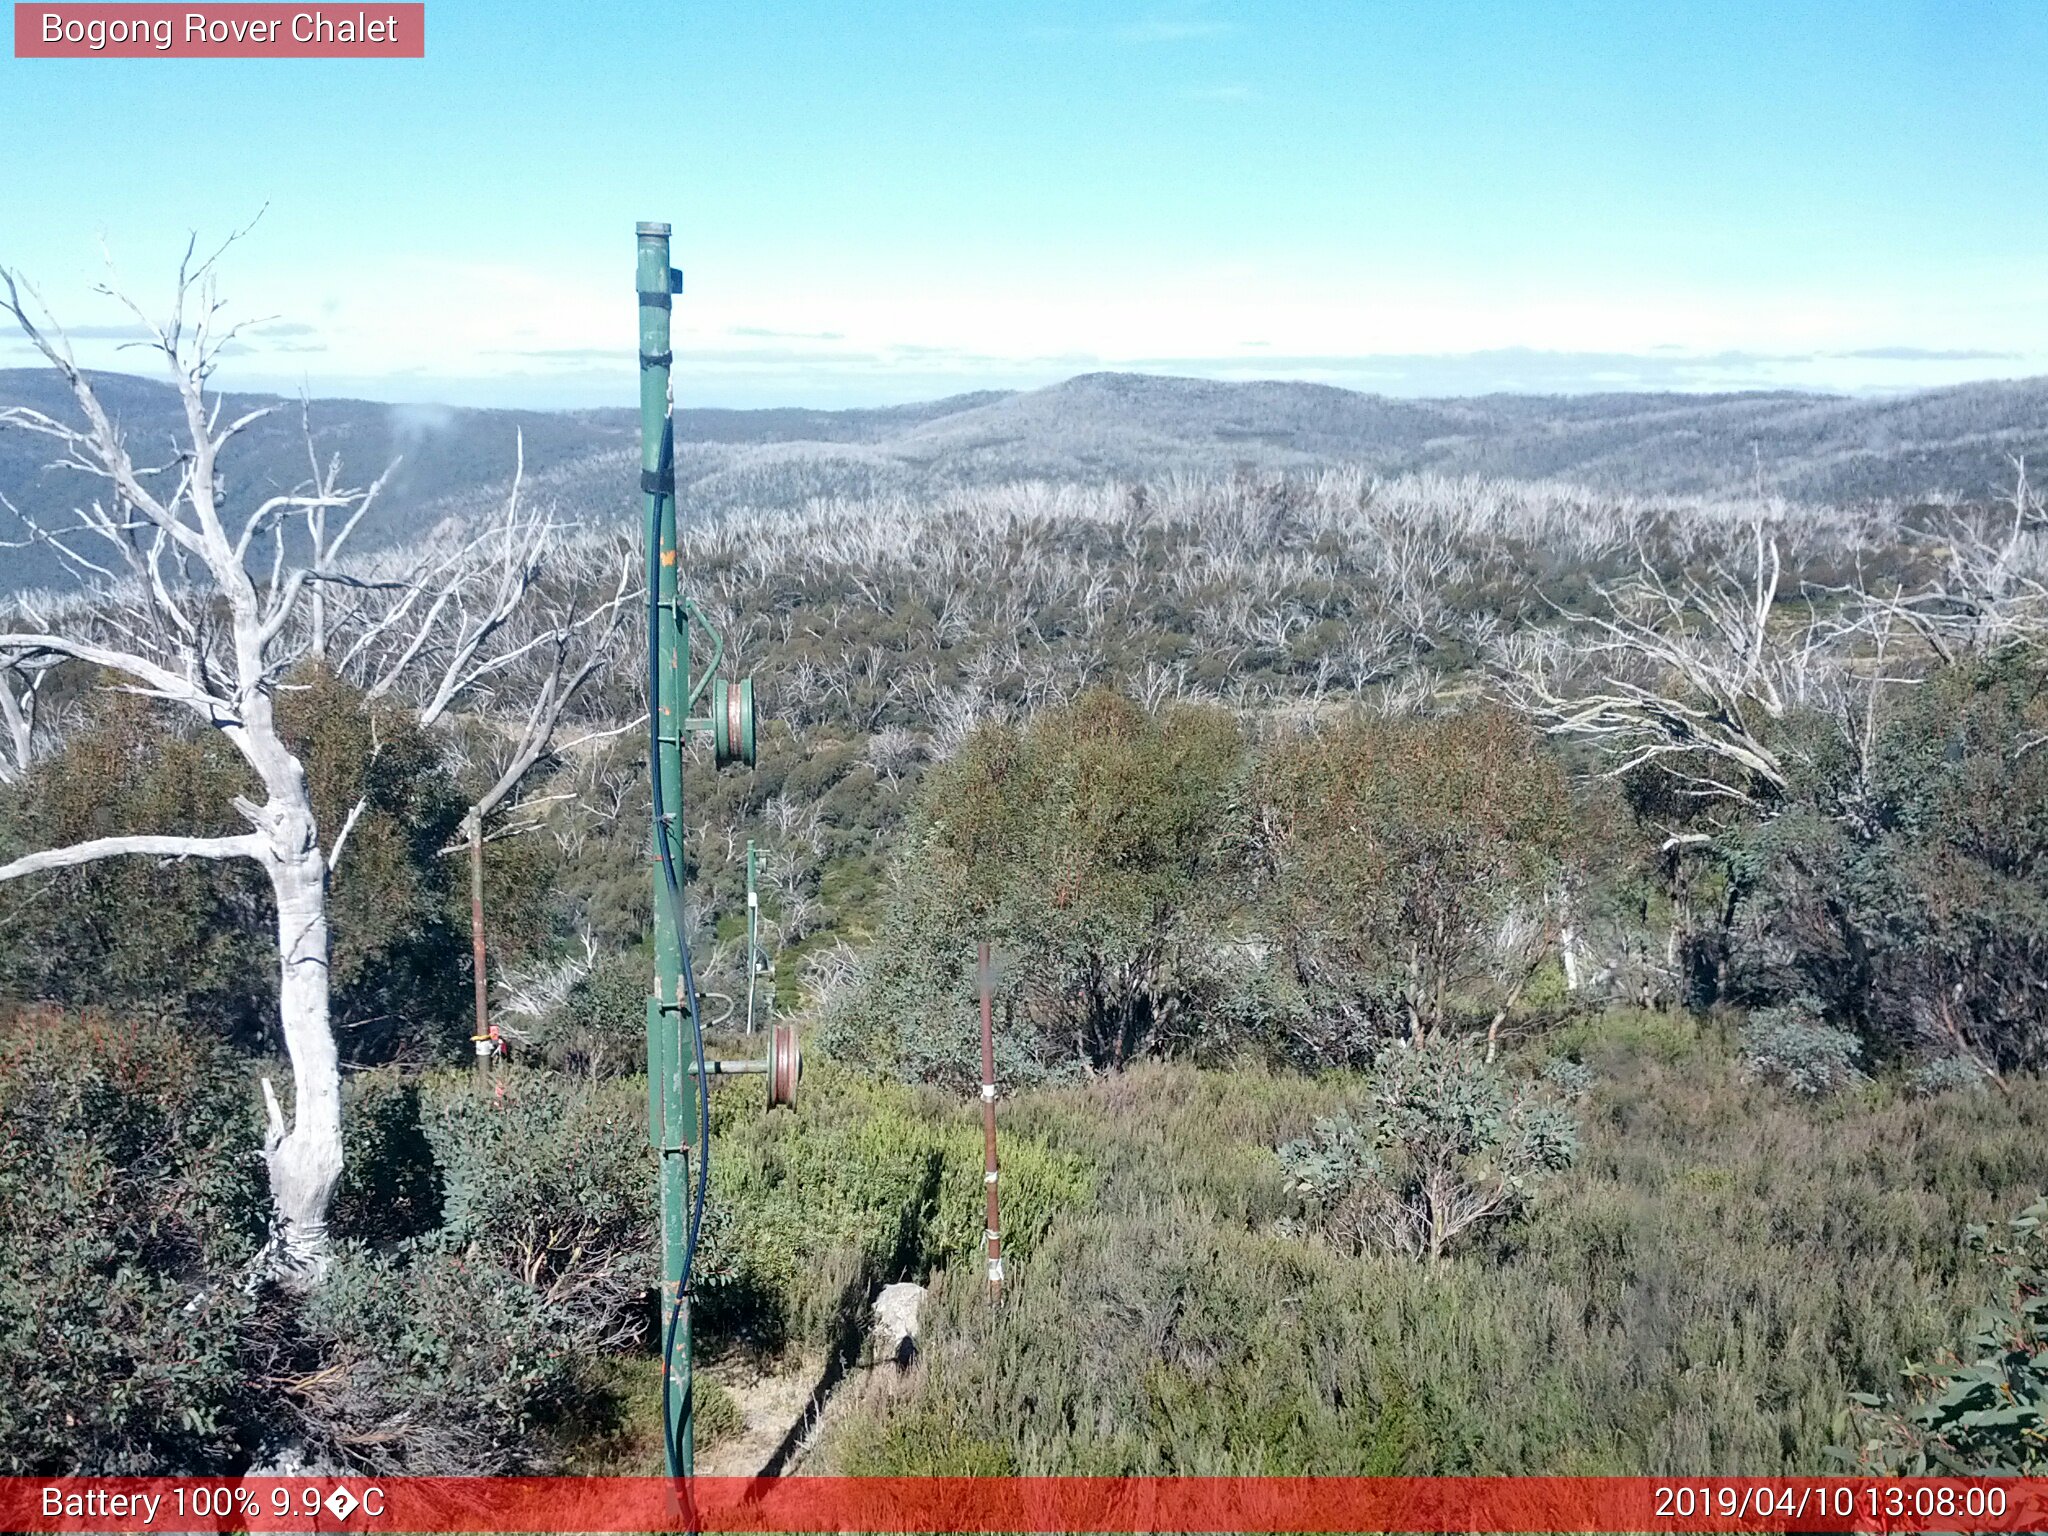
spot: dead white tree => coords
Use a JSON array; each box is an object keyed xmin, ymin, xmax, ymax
[
  {"xmin": 452, "ymin": 564, "xmax": 636, "ymax": 1049},
  {"xmin": 331, "ymin": 446, "xmax": 555, "ymax": 719},
  {"xmin": 1880, "ymin": 458, "xmax": 2048, "ymax": 661},
  {"xmin": 1497, "ymin": 522, "xmax": 1875, "ymax": 998},
  {"xmin": 1502, "ymin": 523, "xmax": 1830, "ymax": 809},
  {"xmin": 327, "ymin": 490, "xmax": 636, "ymax": 1047},
  {"xmin": 0, "ymin": 649, "xmax": 58, "ymax": 783},
  {"xmin": 0, "ymin": 242, "xmax": 376, "ymax": 1281},
  {"xmin": 295, "ymin": 404, "xmax": 396, "ymax": 663}
]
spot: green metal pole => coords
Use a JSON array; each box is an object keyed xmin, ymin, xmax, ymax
[{"xmin": 638, "ymin": 220, "xmax": 694, "ymax": 1478}]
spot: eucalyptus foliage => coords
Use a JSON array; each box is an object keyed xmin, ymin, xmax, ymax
[
  {"xmin": 0, "ymin": 671, "xmax": 550, "ymax": 1064},
  {"xmin": 296, "ymin": 1246, "xmax": 589, "ymax": 1475},
  {"xmin": 1907, "ymin": 1055, "xmax": 1993, "ymax": 1099},
  {"xmin": 1279, "ymin": 1037, "xmax": 1580, "ymax": 1263},
  {"xmin": 0, "ymin": 1008, "xmax": 267, "ymax": 1473},
  {"xmin": 825, "ymin": 692, "xmax": 1248, "ymax": 1084},
  {"xmin": 1739, "ymin": 999, "xmax": 1867, "ymax": 1098},
  {"xmin": 1837, "ymin": 1197, "xmax": 2048, "ymax": 1474},
  {"xmin": 1256, "ymin": 708, "xmax": 1578, "ymax": 1061},
  {"xmin": 291, "ymin": 1070, "xmax": 655, "ymax": 1473},
  {"xmin": 1729, "ymin": 656, "xmax": 2048, "ymax": 1072}
]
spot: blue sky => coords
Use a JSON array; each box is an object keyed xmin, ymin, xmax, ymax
[{"xmin": 4, "ymin": 0, "xmax": 2046, "ymax": 406}]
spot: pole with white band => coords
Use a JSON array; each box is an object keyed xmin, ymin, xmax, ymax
[{"xmin": 978, "ymin": 940, "xmax": 1003, "ymax": 1298}]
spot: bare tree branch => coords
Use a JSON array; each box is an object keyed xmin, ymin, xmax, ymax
[
  {"xmin": 0, "ymin": 831, "xmax": 264, "ymax": 881},
  {"xmin": 1498, "ymin": 522, "xmax": 1833, "ymax": 806}
]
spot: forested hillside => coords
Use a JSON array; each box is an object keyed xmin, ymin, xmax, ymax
[
  {"xmin": 6, "ymin": 366, "xmax": 2047, "ymax": 592},
  {"xmin": 5, "ymin": 333, "xmax": 2048, "ymax": 1479}
]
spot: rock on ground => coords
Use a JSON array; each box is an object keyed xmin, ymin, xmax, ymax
[{"xmin": 870, "ymin": 1281, "xmax": 927, "ymax": 1367}]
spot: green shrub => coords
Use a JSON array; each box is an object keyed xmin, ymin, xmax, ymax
[
  {"xmin": 825, "ymin": 692, "xmax": 1247, "ymax": 1084},
  {"xmin": 1740, "ymin": 1000, "xmax": 1866, "ymax": 1098},
  {"xmin": 294, "ymin": 1068, "xmax": 659, "ymax": 1472},
  {"xmin": 835, "ymin": 1398, "xmax": 1020, "ymax": 1475},
  {"xmin": 818, "ymin": 848, "xmax": 1076, "ymax": 1090},
  {"xmin": 1907, "ymin": 1056, "xmax": 1992, "ymax": 1099},
  {"xmin": 332, "ymin": 1071, "xmax": 443, "ymax": 1247},
  {"xmin": 544, "ymin": 948, "xmax": 649, "ymax": 1078},
  {"xmin": 824, "ymin": 1044, "xmax": 2048, "ymax": 1476},
  {"xmin": 699, "ymin": 1057, "xmax": 1091, "ymax": 1356},
  {"xmin": 1541, "ymin": 1056, "xmax": 1596, "ymax": 1100},
  {"xmin": 419, "ymin": 1069, "xmax": 656, "ymax": 1347},
  {"xmin": 1256, "ymin": 708, "xmax": 1578, "ymax": 1064},
  {"xmin": 0, "ymin": 671, "xmax": 494, "ymax": 1064},
  {"xmin": 295, "ymin": 1245, "xmax": 589, "ymax": 1473},
  {"xmin": 1548, "ymin": 1006, "xmax": 1704, "ymax": 1067},
  {"xmin": 280, "ymin": 667, "xmax": 477, "ymax": 1063},
  {"xmin": 1836, "ymin": 1196, "xmax": 2048, "ymax": 1474},
  {"xmin": 1279, "ymin": 1038, "xmax": 1579, "ymax": 1262},
  {"xmin": 0, "ymin": 697, "xmax": 270, "ymax": 1036},
  {"xmin": 1733, "ymin": 655, "xmax": 2048, "ymax": 1071},
  {"xmin": 0, "ymin": 1007, "xmax": 267, "ymax": 1474},
  {"xmin": 694, "ymin": 1375, "xmax": 745, "ymax": 1449}
]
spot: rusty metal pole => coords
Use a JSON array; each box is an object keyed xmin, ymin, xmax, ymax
[
  {"xmin": 745, "ymin": 838, "xmax": 760, "ymax": 1035},
  {"xmin": 979, "ymin": 941, "xmax": 1003, "ymax": 1298},
  {"xmin": 467, "ymin": 808, "xmax": 492, "ymax": 1068}
]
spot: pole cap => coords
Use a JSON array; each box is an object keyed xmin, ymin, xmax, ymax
[{"xmin": 637, "ymin": 221, "xmax": 672, "ymax": 237}]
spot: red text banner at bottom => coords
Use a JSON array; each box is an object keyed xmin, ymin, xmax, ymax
[{"xmin": 4, "ymin": 1476, "xmax": 2044, "ymax": 1533}]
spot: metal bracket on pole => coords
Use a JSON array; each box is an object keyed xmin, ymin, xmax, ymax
[
  {"xmin": 672, "ymin": 547, "xmax": 753, "ymax": 766},
  {"xmin": 701, "ymin": 1025, "xmax": 802, "ymax": 1110}
]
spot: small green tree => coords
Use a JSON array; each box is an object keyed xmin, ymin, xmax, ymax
[
  {"xmin": 826, "ymin": 692, "xmax": 1246, "ymax": 1083},
  {"xmin": 277, "ymin": 666, "xmax": 479, "ymax": 1062},
  {"xmin": 1279, "ymin": 1037, "xmax": 1581, "ymax": 1264},
  {"xmin": 0, "ymin": 693, "xmax": 270, "ymax": 1034},
  {"xmin": 0, "ymin": 667, "xmax": 529, "ymax": 1064},
  {"xmin": 1732, "ymin": 652, "xmax": 2048, "ymax": 1073},
  {"xmin": 1257, "ymin": 708, "xmax": 1578, "ymax": 1063},
  {"xmin": 543, "ymin": 948, "xmax": 652, "ymax": 1079}
]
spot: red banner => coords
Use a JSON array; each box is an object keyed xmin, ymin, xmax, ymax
[
  {"xmin": 3, "ymin": 1476, "xmax": 2045, "ymax": 1533},
  {"xmin": 13, "ymin": 4, "xmax": 424, "ymax": 57}
]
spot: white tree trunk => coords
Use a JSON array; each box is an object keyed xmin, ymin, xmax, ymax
[
  {"xmin": 0, "ymin": 674, "xmax": 34, "ymax": 782},
  {"xmin": 0, "ymin": 256, "xmax": 576, "ymax": 1290},
  {"xmin": 259, "ymin": 828, "xmax": 344, "ymax": 1282}
]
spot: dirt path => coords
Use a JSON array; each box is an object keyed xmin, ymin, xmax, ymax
[
  {"xmin": 697, "ymin": 1356, "xmax": 828, "ymax": 1476},
  {"xmin": 699, "ymin": 1334, "xmax": 919, "ymax": 1476}
]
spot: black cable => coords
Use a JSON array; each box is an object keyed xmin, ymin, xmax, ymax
[{"xmin": 647, "ymin": 413, "xmax": 711, "ymax": 1483}]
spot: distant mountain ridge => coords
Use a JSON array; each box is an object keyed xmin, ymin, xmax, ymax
[{"xmin": 3, "ymin": 367, "xmax": 2044, "ymax": 593}]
